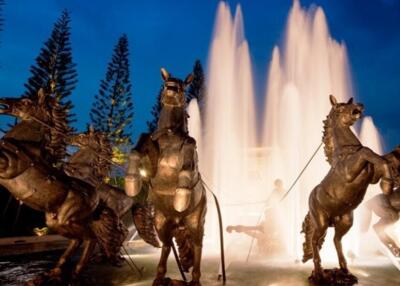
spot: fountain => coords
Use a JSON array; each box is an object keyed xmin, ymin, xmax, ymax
[
  {"xmin": 187, "ymin": 0, "xmax": 387, "ymax": 266},
  {"xmin": 262, "ymin": 0, "xmax": 355, "ymax": 260}
]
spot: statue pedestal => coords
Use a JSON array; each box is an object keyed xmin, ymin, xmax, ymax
[{"xmin": 309, "ymin": 268, "xmax": 358, "ymax": 285}]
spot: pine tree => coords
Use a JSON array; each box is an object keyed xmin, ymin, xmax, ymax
[
  {"xmin": 23, "ymin": 10, "xmax": 77, "ymax": 125},
  {"xmin": 90, "ymin": 34, "xmax": 133, "ymax": 145},
  {"xmin": 146, "ymin": 85, "xmax": 163, "ymax": 133},
  {"xmin": 186, "ymin": 60, "xmax": 206, "ymax": 116}
]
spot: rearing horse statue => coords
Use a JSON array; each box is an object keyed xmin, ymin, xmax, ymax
[
  {"xmin": 0, "ymin": 90, "xmax": 128, "ymax": 285},
  {"xmin": 65, "ymin": 126, "xmax": 160, "ymax": 247},
  {"xmin": 125, "ymin": 68, "xmax": 207, "ymax": 286},
  {"xmin": 302, "ymin": 95, "xmax": 394, "ymax": 284}
]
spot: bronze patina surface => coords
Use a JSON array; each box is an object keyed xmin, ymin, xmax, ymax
[
  {"xmin": 0, "ymin": 90, "xmax": 127, "ymax": 285},
  {"xmin": 301, "ymin": 95, "xmax": 397, "ymax": 285},
  {"xmin": 125, "ymin": 68, "xmax": 206, "ymax": 286}
]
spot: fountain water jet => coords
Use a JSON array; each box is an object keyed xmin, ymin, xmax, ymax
[
  {"xmin": 192, "ymin": 0, "xmax": 388, "ymax": 268},
  {"xmin": 201, "ymin": 2, "xmax": 258, "ymax": 260},
  {"xmin": 262, "ymin": 0, "xmax": 356, "ymax": 260}
]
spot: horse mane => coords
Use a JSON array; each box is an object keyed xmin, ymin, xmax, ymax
[
  {"xmin": 46, "ymin": 98, "xmax": 73, "ymax": 165},
  {"xmin": 69, "ymin": 129, "xmax": 113, "ymax": 180},
  {"xmin": 30, "ymin": 93, "xmax": 73, "ymax": 166},
  {"xmin": 94, "ymin": 132, "xmax": 113, "ymax": 178},
  {"xmin": 322, "ymin": 109, "xmax": 335, "ymax": 165}
]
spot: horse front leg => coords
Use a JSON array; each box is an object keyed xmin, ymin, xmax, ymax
[
  {"xmin": 345, "ymin": 147, "xmax": 393, "ymax": 193},
  {"xmin": 71, "ymin": 239, "xmax": 96, "ymax": 283}
]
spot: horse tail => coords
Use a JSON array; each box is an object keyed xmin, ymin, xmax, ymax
[
  {"xmin": 173, "ymin": 226, "xmax": 194, "ymax": 272},
  {"xmin": 91, "ymin": 204, "xmax": 128, "ymax": 263},
  {"xmin": 360, "ymin": 197, "xmax": 375, "ymax": 233},
  {"xmin": 301, "ymin": 212, "xmax": 314, "ymax": 263},
  {"xmin": 131, "ymin": 203, "xmax": 160, "ymax": 248}
]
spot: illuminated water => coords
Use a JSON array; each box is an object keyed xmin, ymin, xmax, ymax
[{"xmin": 188, "ymin": 0, "xmax": 387, "ymax": 269}]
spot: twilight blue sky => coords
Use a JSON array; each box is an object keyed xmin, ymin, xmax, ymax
[{"xmin": 0, "ymin": 0, "xmax": 399, "ymax": 150}]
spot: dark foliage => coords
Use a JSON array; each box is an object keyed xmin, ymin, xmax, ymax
[
  {"xmin": 186, "ymin": 60, "xmax": 206, "ymax": 117},
  {"xmin": 146, "ymin": 84, "xmax": 163, "ymax": 133},
  {"xmin": 23, "ymin": 10, "xmax": 77, "ymax": 127},
  {"xmin": 90, "ymin": 34, "xmax": 133, "ymax": 145}
]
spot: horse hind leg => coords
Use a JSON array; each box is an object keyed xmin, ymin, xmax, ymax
[
  {"xmin": 27, "ymin": 239, "xmax": 82, "ymax": 286},
  {"xmin": 52, "ymin": 239, "xmax": 81, "ymax": 275},
  {"xmin": 71, "ymin": 239, "xmax": 96, "ymax": 282},
  {"xmin": 153, "ymin": 211, "xmax": 172, "ymax": 285},
  {"xmin": 310, "ymin": 210, "xmax": 329, "ymax": 279},
  {"xmin": 333, "ymin": 213, "xmax": 353, "ymax": 271}
]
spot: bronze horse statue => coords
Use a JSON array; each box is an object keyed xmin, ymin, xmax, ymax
[
  {"xmin": 65, "ymin": 125, "xmax": 160, "ymax": 247},
  {"xmin": 361, "ymin": 146, "xmax": 400, "ymax": 256},
  {"xmin": 301, "ymin": 95, "xmax": 395, "ymax": 284},
  {"xmin": 125, "ymin": 68, "xmax": 207, "ymax": 286},
  {"xmin": 0, "ymin": 90, "xmax": 127, "ymax": 285}
]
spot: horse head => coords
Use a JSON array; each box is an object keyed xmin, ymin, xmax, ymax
[
  {"xmin": 154, "ymin": 68, "xmax": 193, "ymax": 135},
  {"xmin": 69, "ymin": 126, "xmax": 109, "ymax": 151},
  {"xmin": 160, "ymin": 68, "xmax": 193, "ymax": 108},
  {"xmin": 66, "ymin": 125, "xmax": 112, "ymax": 182},
  {"xmin": 0, "ymin": 89, "xmax": 71, "ymax": 165},
  {"xmin": 0, "ymin": 89, "xmax": 49, "ymax": 122},
  {"xmin": 328, "ymin": 95, "xmax": 364, "ymax": 127},
  {"xmin": 323, "ymin": 95, "xmax": 364, "ymax": 164}
]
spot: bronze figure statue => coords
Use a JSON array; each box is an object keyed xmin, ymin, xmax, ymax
[
  {"xmin": 362, "ymin": 146, "xmax": 400, "ymax": 256},
  {"xmin": 0, "ymin": 90, "xmax": 127, "ymax": 285},
  {"xmin": 125, "ymin": 68, "xmax": 207, "ymax": 286},
  {"xmin": 226, "ymin": 179, "xmax": 287, "ymax": 257},
  {"xmin": 301, "ymin": 95, "xmax": 395, "ymax": 285}
]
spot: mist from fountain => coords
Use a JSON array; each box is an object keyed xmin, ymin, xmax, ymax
[{"xmin": 187, "ymin": 0, "xmax": 386, "ymax": 265}]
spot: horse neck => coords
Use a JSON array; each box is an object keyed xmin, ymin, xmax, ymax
[
  {"xmin": 332, "ymin": 124, "xmax": 361, "ymax": 149},
  {"xmin": 157, "ymin": 105, "xmax": 187, "ymax": 134},
  {"xmin": 3, "ymin": 121, "xmax": 45, "ymax": 159},
  {"xmin": 68, "ymin": 147, "xmax": 95, "ymax": 164},
  {"xmin": 5, "ymin": 120, "xmax": 45, "ymax": 143}
]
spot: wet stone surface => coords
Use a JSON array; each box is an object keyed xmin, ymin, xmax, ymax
[{"xmin": 1, "ymin": 251, "xmax": 400, "ymax": 285}]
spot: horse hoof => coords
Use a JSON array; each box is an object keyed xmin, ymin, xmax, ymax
[
  {"xmin": 26, "ymin": 270, "xmax": 62, "ymax": 286},
  {"xmin": 45, "ymin": 267, "xmax": 63, "ymax": 278}
]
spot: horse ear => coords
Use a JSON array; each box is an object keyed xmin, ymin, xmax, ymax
[
  {"xmin": 161, "ymin": 68, "xmax": 170, "ymax": 81},
  {"xmin": 329, "ymin": 94, "xmax": 338, "ymax": 106},
  {"xmin": 184, "ymin": 73, "xmax": 194, "ymax": 86},
  {"xmin": 347, "ymin": 97, "xmax": 354, "ymax": 104}
]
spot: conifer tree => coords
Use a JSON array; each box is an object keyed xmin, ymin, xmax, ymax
[
  {"xmin": 90, "ymin": 34, "xmax": 133, "ymax": 145},
  {"xmin": 186, "ymin": 60, "xmax": 206, "ymax": 117},
  {"xmin": 23, "ymin": 10, "xmax": 77, "ymax": 125},
  {"xmin": 146, "ymin": 85, "xmax": 163, "ymax": 133}
]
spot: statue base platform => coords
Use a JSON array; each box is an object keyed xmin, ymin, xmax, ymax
[{"xmin": 309, "ymin": 268, "xmax": 358, "ymax": 286}]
